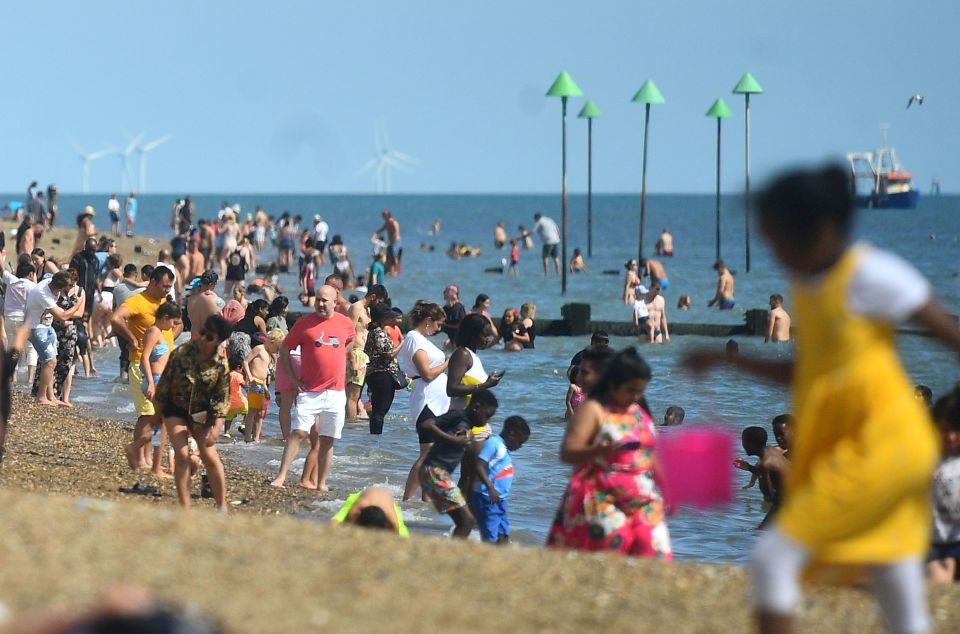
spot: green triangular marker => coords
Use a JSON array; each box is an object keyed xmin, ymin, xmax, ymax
[
  {"xmin": 546, "ymin": 71, "xmax": 583, "ymax": 98},
  {"xmin": 733, "ymin": 72, "xmax": 763, "ymax": 94},
  {"xmin": 631, "ymin": 80, "xmax": 665, "ymax": 105},
  {"xmin": 578, "ymin": 100, "xmax": 602, "ymax": 119},
  {"xmin": 705, "ymin": 98, "xmax": 733, "ymax": 118}
]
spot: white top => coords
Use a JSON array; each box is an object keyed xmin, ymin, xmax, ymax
[
  {"xmin": 533, "ymin": 216, "xmax": 560, "ymax": 245},
  {"xmin": 314, "ymin": 220, "xmax": 329, "ymax": 242},
  {"xmin": 2, "ymin": 270, "xmax": 35, "ymax": 320},
  {"xmin": 633, "ymin": 298, "xmax": 649, "ymax": 319},
  {"xmin": 24, "ymin": 279, "xmax": 57, "ymax": 327},
  {"xmin": 933, "ymin": 455, "xmax": 960, "ymax": 544},
  {"xmin": 449, "ymin": 347, "xmax": 488, "ymax": 411},
  {"xmin": 107, "ymin": 198, "xmax": 121, "ymax": 213},
  {"xmin": 798, "ymin": 244, "xmax": 930, "ymax": 323},
  {"xmin": 399, "ymin": 330, "xmax": 449, "ymax": 420}
]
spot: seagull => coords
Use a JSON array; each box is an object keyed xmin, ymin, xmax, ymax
[{"xmin": 906, "ymin": 94, "xmax": 924, "ymax": 109}]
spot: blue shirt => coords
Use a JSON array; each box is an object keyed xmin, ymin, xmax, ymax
[
  {"xmin": 126, "ymin": 197, "xmax": 138, "ymax": 219},
  {"xmin": 476, "ymin": 435, "xmax": 514, "ymax": 499}
]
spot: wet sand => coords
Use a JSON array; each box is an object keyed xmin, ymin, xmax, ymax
[{"xmin": 2, "ymin": 395, "xmax": 960, "ymax": 632}]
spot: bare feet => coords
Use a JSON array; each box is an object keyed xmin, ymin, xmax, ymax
[
  {"xmin": 269, "ymin": 477, "xmax": 285, "ymax": 488},
  {"xmin": 151, "ymin": 469, "xmax": 174, "ymax": 480},
  {"xmin": 124, "ymin": 444, "xmax": 140, "ymax": 470},
  {"xmin": 37, "ymin": 398, "xmax": 58, "ymax": 407},
  {"xmin": 298, "ymin": 481, "xmax": 317, "ymax": 490},
  {"xmin": 58, "ymin": 400, "xmax": 74, "ymax": 408},
  {"xmin": 317, "ymin": 484, "xmax": 330, "ymax": 493}
]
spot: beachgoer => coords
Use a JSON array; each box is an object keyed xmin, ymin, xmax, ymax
[
  {"xmin": 447, "ymin": 314, "xmax": 501, "ymax": 411},
  {"xmin": 312, "ymin": 214, "xmax": 329, "ymax": 265},
  {"xmin": 139, "ymin": 301, "xmax": 181, "ymax": 477},
  {"xmin": 375, "ymin": 210, "xmax": 402, "ymax": 275},
  {"xmin": 420, "ymin": 389, "xmax": 499, "ymax": 538},
  {"xmin": 771, "ymin": 414, "xmax": 793, "ymax": 451},
  {"xmin": 494, "ymin": 221, "xmax": 507, "ymax": 249},
  {"xmin": 15, "ymin": 216, "xmax": 35, "ymax": 257},
  {"xmin": 186, "ymin": 271, "xmax": 221, "ymax": 339},
  {"xmin": 327, "ymin": 235, "xmax": 353, "ymax": 282},
  {"xmin": 927, "ymin": 386, "xmax": 960, "ymax": 584},
  {"xmin": 677, "ymin": 294, "xmax": 691, "ymax": 311},
  {"xmin": 623, "ymin": 260, "xmax": 640, "ymax": 305},
  {"xmin": 71, "ymin": 208, "xmax": 96, "ymax": 258},
  {"xmin": 916, "ymin": 385, "xmax": 934, "ymax": 408},
  {"xmin": 111, "ymin": 264, "xmax": 145, "ymax": 380},
  {"xmin": 473, "ymin": 415, "xmax": 530, "ymax": 544},
  {"xmin": 113, "ymin": 267, "xmax": 177, "ymax": 470},
  {"xmin": 765, "ymin": 294, "xmax": 792, "ymax": 343},
  {"xmin": 547, "ymin": 347, "xmax": 672, "ymax": 558},
  {"xmin": 124, "ymin": 192, "xmax": 137, "ymax": 237},
  {"xmin": 368, "ymin": 251, "xmax": 386, "ymax": 286},
  {"xmin": 398, "ymin": 301, "xmax": 450, "ymax": 500},
  {"xmin": 242, "ymin": 330, "xmax": 282, "ymax": 443},
  {"xmin": 346, "ymin": 285, "xmax": 388, "ymax": 420},
  {"xmin": 569, "ymin": 248, "xmax": 588, "ymax": 274},
  {"xmin": 266, "ymin": 295, "xmax": 289, "ymax": 335},
  {"xmin": 508, "ymin": 239, "xmax": 520, "ymax": 276},
  {"xmin": 663, "ymin": 406, "xmax": 685, "ymax": 426},
  {"xmin": 655, "ymin": 228, "xmax": 674, "ymax": 256},
  {"xmin": 565, "ymin": 345, "xmax": 615, "ymax": 419},
  {"xmin": 331, "ymin": 485, "xmax": 409, "ymax": 536},
  {"xmin": 685, "ymin": 165, "xmax": 960, "ymax": 634},
  {"xmin": 3, "ymin": 256, "xmax": 37, "ymax": 384},
  {"xmin": 708, "ymin": 259, "xmax": 735, "ymax": 310},
  {"xmin": 633, "ymin": 284, "xmax": 649, "ymax": 333},
  {"xmin": 156, "ymin": 314, "xmax": 232, "ymax": 510},
  {"xmin": 186, "ymin": 238, "xmax": 205, "ymax": 282},
  {"xmin": 224, "ymin": 234, "xmax": 253, "ymax": 299},
  {"xmin": 567, "ymin": 330, "xmax": 610, "ymax": 383},
  {"xmin": 441, "ymin": 284, "xmax": 466, "ymax": 348},
  {"xmin": 644, "ymin": 282, "xmax": 670, "ymax": 344},
  {"xmin": 532, "ymin": 213, "xmax": 561, "ymax": 276},
  {"xmin": 25, "ymin": 272, "xmax": 74, "ymax": 406},
  {"xmin": 499, "ymin": 308, "xmax": 528, "ymax": 352},
  {"xmin": 364, "ymin": 304, "xmax": 403, "ymax": 435},
  {"xmin": 270, "ymin": 285, "xmax": 354, "ymax": 491},
  {"xmin": 519, "ymin": 303, "xmax": 536, "ymax": 349},
  {"xmin": 107, "ymin": 194, "xmax": 122, "ymax": 237},
  {"xmin": 468, "ymin": 293, "xmax": 499, "ymax": 341},
  {"xmin": 640, "ymin": 257, "xmax": 669, "ymax": 292}
]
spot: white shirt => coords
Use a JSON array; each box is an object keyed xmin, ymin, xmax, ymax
[
  {"xmin": 533, "ymin": 216, "xmax": 560, "ymax": 245},
  {"xmin": 24, "ymin": 279, "xmax": 57, "ymax": 327},
  {"xmin": 399, "ymin": 330, "xmax": 449, "ymax": 419},
  {"xmin": 2, "ymin": 270, "xmax": 36, "ymax": 320},
  {"xmin": 107, "ymin": 198, "xmax": 121, "ymax": 214},
  {"xmin": 314, "ymin": 220, "xmax": 329, "ymax": 242},
  {"xmin": 933, "ymin": 455, "xmax": 960, "ymax": 544}
]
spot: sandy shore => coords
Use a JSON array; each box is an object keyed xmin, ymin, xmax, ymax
[{"xmin": 1, "ymin": 396, "xmax": 959, "ymax": 632}]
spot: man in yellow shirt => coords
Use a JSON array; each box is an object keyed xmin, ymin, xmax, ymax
[{"xmin": 111, "ymin": 267, "xmax": 177, "ymax": 470}]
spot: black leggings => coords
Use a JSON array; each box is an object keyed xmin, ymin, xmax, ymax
[{"xmin": 365, "ymin": 371, "xmax": 396, "ymax": 435}]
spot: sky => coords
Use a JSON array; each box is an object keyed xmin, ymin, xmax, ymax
[{"xmin": 3, "ymin": 1, "xmax": 958, "ymax": 194}]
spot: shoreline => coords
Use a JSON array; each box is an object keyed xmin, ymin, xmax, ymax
[{"xmin": 1, "ymin": 395, "xmax": 959, "ymax": 631}]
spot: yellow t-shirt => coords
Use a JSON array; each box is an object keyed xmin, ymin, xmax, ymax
[{"xmin": 123, "ymin": 292, "xmax": 168, "ymax": 365}]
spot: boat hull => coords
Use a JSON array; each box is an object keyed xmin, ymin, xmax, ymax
[{"xmin": 855, "ymin": 189, "xmax": 920, "ymax": 209}]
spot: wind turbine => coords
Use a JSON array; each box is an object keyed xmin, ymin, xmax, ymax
[
  {"xmin": 354, "ymin": 119, "xmax": 418, "ymax": 194},
  {"xmin": 118, "ymin": 133, "xmax": 144, "ymax": 192},
  {"xmin": 135, "ymin": 134, "xmax": 171, "ymax": 192},
  {"xmin": 70, "ymin": 140, "xmax": 117, "ymax": 193}
]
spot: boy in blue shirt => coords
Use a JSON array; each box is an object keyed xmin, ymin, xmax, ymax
[{"xmin": 474, "ymin": 416, "xmax": 530, "ymax": 544}]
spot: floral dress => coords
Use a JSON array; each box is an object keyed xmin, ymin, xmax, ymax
[{"xmin": 547, "ymin": 401, "xmax": 672, "ymax": 558}]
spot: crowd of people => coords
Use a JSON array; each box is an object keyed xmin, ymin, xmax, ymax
[{"xmin": 3, "ymin": 164, "xmax": 960, "ymax": 634}]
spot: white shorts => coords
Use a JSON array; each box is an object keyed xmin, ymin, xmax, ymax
[{"xmin": 293, "ymin": 389, "xmax": 346, "ymax": 438}]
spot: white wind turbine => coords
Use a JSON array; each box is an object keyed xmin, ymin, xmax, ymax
[
  {"xmin": 354, "ymin": 120, "xmax": 419, "ymax": 193},
  {"xmin": 71, "ymin": 140, "xmax": 117, "ymax": 193},
  {"xmin": 134, "ymin": 134, "xmax": 171, "ymax": 193},
  {"xmin": 116, "ymin": 133, "xmax": 144, "ymax": 192}
]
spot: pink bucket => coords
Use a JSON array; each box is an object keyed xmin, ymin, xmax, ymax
[{"xmin": 657, "ymin": 426, "xmax": 734, "ymax": 511}]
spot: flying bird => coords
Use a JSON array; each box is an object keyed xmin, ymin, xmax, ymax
[{"xmin": 906, "ymin": 94, "xmax": 924, "ymax": 109}]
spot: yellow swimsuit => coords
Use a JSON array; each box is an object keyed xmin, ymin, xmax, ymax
[{"xmin": 779, "ymin": 247, "xmax": 938, "ymax": 565}]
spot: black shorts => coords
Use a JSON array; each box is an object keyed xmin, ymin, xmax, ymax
[
  {"xmin": 316, "ymin": 240, "xmax": 327, "ymax": 252},
  {"xmin": 415, "ymin": 406, "xmax": 437, "ymax": 444},
  {"xmin": 162, "ymin": 404, "xmax": 215, "ymax": 428},
  {"xmin": 542, "ymin": 243, "xmax": 558, "ymax": 259},
  {"xmin": 109, "ymin": 211, "xmax": 120, "ymax": 223}
]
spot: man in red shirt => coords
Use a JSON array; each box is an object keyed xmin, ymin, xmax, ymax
[{"xmin": 270, "ymin": 285, "xmax": 355, "ymax": 490}]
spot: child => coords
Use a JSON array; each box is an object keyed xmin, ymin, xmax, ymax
[
  {"xmin": 385, "ymin": 307, "xmax": 403, "ymax": 347},
  {"xmin": 770, "ymin": 414, "xmax": 793, "ymax": 452},
  {"xmin": 473, "ymin": 416, "xmax": 530, "ymax": 544},
  {"xmin": 686, "ymin": 165, "xmax": 960, "ymax": 633},
  {"xmin": 418, "ymin": 389, "xmax": 499, "ymax": 538},
  {"xmin": 916, "ymin": 384, "xmax": 934, "ymax": 409},
  {"xmin": 663, "ymin": 405, "xmax": 685, "ymax": 426},
  {"xmin": 928, "ymin": 386, "xmax": 960, "ymax": 584},
  {"xmin": 242, "ymin": 330, "xmax": 283, "ymax": 443},
  {"xmin": 508, "ymin": 239, "xmax": 520, "ymax": 276},
  {"xmin": 735, "ymin": 426, "xmax": 776, "ymax": 502},
  {"xmin": 677, "ymin": 294, "xmax": 691, "ymax": 311},
  {"xmin": 223, "ymin": 363, "xmax": 248, "ymax": 439},
  {"xmin": 632, "ymin": 284, "xmax": 649, "ymax": 331},
  {"xmin": 565, "ymin": 346, "xmax": 614, "ymax": 418},
  {"xmin": 569, "ymin": 248, "xmax": 588, "ymax": 273}
]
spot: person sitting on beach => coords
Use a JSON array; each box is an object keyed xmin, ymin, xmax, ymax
[
  {"xmin": 565, "ymin": 344, "xmax": 615, "ymax": 418},
  {"xmin": 473, "ymin": 415, "xmax": 530, "ymax": 544},
  {"xmin": 677, "ymin": 294, "xmax": 691, "ymax": 311},
  {"xmin": 331, "ymin": 485, "xmax": 410, "ymax": 536},
  {"xmin": 419, "ymin": 389, "xmax": 499, "ymax": 538},
  {"xmin": 242, "ymin": 330, "xmax": 282, "ymax": 443},
  {"xmin": 644, "ymin": 282, "xmax": 670, "ymax": 344},
  {"xmin": 707, "ymin": 260, "xmax": 735, "ymax": 310},
  {"xmin": 548, "ymin": 347, "xmax": 672, "ymax": 558},
  {"xmin": 916, "ymin": 385, "xmax": 934, "ymax": 409},
  {"xmin": 765, "ymin": 294, "xmax": 792, "ymax": 343},
  {"xmin": 569, "ymin": 248, "xmax": 588, "ymax": 274},
  {"xmin": 663, "ymin": 406, "xmax": 685, "ymax": 426},
  {"xmin": 155, "ymin": 314, "xmax": 232, "ymax": 511},
  {"xmin": 928, "ymin": 385, "xmax": 960, "ymax": 584},
  {"xmin": 640, "ymin": 258, "xmax": 669, "ymax": 292},
  {"xmin": 655, "ymin": 227, "xmax": 674, "ymax": 257},
  {"xmin": 136, "ymin": 301, "xmax": 181, "ymax": 478}
]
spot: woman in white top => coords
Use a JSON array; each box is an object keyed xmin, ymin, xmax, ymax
[{"xmin": 398, "ymin": 301, "xmax": 449, "ymax": 501}]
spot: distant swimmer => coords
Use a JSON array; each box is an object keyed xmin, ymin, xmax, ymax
[
  {"xmin": 494, "ymin": 221, "xmax": 507, "ymax": 249},
  {"xmin": 708, "ymin": 259, "xmax": 735, "ymax": 310},
  {"xmin": 655, "ymin": 227, "xmax": 674, "ymax": 256},
  {"xmin": 765, "ymin": 294, "xmax": 792, "ymax": 343},
  {"xmin": 906, "ymin": 94, "xmax": 924, "ymax": 109}
]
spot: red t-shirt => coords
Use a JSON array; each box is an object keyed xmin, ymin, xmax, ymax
[{"xmin": 283, "ymin": 311, "xmax": 354, "ymax": 392}]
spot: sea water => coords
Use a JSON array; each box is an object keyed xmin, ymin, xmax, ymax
[{"xmin": 29, "ymin": 192, "xmax": 960, "ymax": 562}]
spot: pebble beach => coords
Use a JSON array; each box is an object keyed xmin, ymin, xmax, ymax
[{"xmin": 1, "ymin": 394, "xmax": 959, "ymax": 632}]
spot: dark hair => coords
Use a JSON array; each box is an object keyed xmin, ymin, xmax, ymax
[
  {"xmin": 15, "ymin": 262, "xmax": 35, "ymax": 278},
  {"xmin": 456, "ymin": 314, "xmax": 488, "ymax": 350},
  {"xmin": 356, "ymin": 505, "xmax": 389, "ymax": 529},
  {"xmin": 141, "ymin": 264, "xmax": 155, "ymax": 279},
  {"xmin": 156, "ymin": 301, "xmax": 182, "ymax": 321},
  {"xmin": 246, "ymin": 299, "xmax": 269, "ymax": 318},
  {"xmin": 755, "ymin": 164, "xmax": 855, "ymax": 251},
  {"xmin": 590, "ymin": 330, "xmax": 609, "ymax": 343},
  {"xmin": 200, "ymin": 270, "xmax": 219, "ymax": 287},
  {"xmin": 366, "ymin": 284, "xmax": 388, "ymax": 302},
  {"xmin": 202, "ymin": 314, "xmax": 232, "ymax": 342},
  {"xmin": 473, "ymin": 294, "xmax": 489, "ymax": 308},
  {"xmin": 49, "ymin": 271, "xmax": 72, "ymax": 292},
  {"xmin": 31, "ymin": 247, "xmax": 45, "ymax": 258},
  {"xmin": 409, "ymin": 300, "xmax": 444, "ymax": 327},
  {"xmin": 664, "ymin": 406, "xmax": 685, "ymax": 424},
  {"xmin": 770, "ymin": 293, "xmax": 783, "ymax": 304},
  {"xmin": 588, "ymin": 347, "xmax": 652, "ymax": 411},
  {"xmin": 915, "ymin": 385, "xmax": 934, "ymax": 408},
  {"xmin": 581, "ymin": 345, "xmax": 615, "ymax": 370},
  {"xmin": 742, "ymin": 426, "xmax": 768, "ymax": 450},
  {"xmin": 122, "ymin": 263, "xmax": 138, "ymax": 276},
  {"xmin": 106, "ymin": 254, "xmax": 122, "ymax": 269},
  {"xmin": 502, "ymin": 415, "xmax": 530, "ymax": 438},
  {"xmin": 150, "ymin": 266, "xmax": 175, "ymax": 284},
  {"xmin": 933, "ymin": 385, "xmax": 960, "ymax": 432},
  {"xmin": 469, "ymin": 389, "xmax": 499, "ymax": 411},
  {"xmin": 268, "ymin": 295, "xmax": 289, "ymax": 318},
  {"xmin": 771, "ymin": 414, "xmax": 794, "ymax": 429}
]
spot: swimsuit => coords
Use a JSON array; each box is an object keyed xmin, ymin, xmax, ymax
[
  {"xmin": 719, "ymin": 297, "xmax": 735, "ymax": 310},
  {"xmin": 246, "ymin": 378, "xmax": 267, "ymax": 410}
]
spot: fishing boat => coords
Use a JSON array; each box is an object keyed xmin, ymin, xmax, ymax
[{"xmin": 846, "ymin": 125, "xmax": 920, "ymax": 209}]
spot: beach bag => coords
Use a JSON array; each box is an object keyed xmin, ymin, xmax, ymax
[{"xmin": 390, "ymin": 366, "xmax": 406, "ymax": 391}]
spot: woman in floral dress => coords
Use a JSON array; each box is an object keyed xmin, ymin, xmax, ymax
[{"xmin": 547, "ymin": 347, "xmax": 671, "ymax": 558}]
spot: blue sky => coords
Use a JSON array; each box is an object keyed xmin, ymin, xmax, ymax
[{"xmin": 4, "ymin": 1, "xmax": 957, "ymax": 194}]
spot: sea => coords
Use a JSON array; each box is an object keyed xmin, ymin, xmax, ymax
[{"xmin": 13, "ymin": 191, "xmax": 960, "ymax": 563}]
